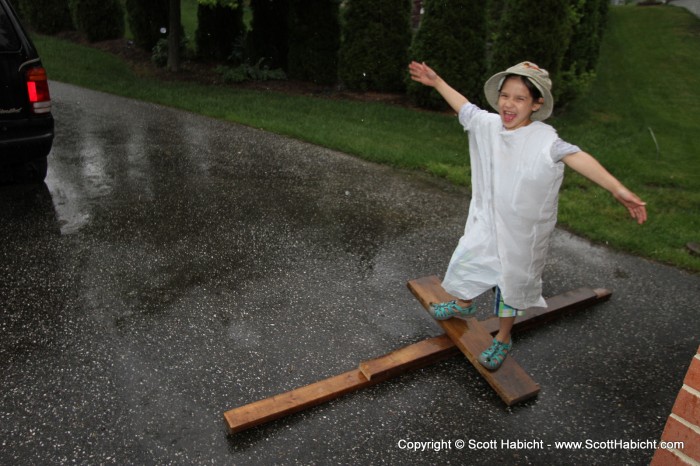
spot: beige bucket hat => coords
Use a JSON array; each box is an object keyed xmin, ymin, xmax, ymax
[{"xmin": 483, "ymin": 61, "xmax": 554, "ymax": 121}]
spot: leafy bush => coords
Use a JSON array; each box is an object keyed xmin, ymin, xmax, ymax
[
  {"xmin": 69, "ymin": 0, "xmax": 124, "ymax": 42},
  {"xmin": 17, "ymin": 0, "xmax": 73, "ymax": 34},
  {"xmin": 216, "ymin": 60, "xmax": 287, "ymax": 83},
  {"xmin": 338, "ymin": 0, "xmax": 412, "ymax": 92},
  {"xmin": 407, "ymin": 0, "xmax": 487, "ymax": 109},
  {"xmin": 151, "ymin": 36, "xmax": 189, "ymax": 67},
  {"xmin": 287, "ymin": 0, "xmax": 340, "ymax": 85},
  {"xmin": 556, "ymin": 67, "xmax": 597, "ymax": 108}
]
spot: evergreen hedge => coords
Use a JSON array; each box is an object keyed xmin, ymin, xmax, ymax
[
  {"xmin": 565, "ymin": 0, "xmax": 608, "ymax": 72},
  {"xmin": 69, "ymin": 0, "xmax": 124, "ymax": 42},
  {"xmin": 287, "ymin": 0, "xmax": 340, "ymax": 84},
  {"xmin": 125, "ymin": 0, "xmax": 169, "ymax": 51},
  {"xmin": 247, "ymin": 0, "xmax": 289, "ymax": 70},
  {"xmin": 338, "ymin": 0, "xmax": 412, "ymax": 92},
  {"xmin": 17, "ymin": 0, "xmax": 73, "ymax": 34},
  {"xmin": 490, "ymin": 0, "xmax": 574, "ymax": 105},
  {"xmin": 407, "ymin": 0, "xmax": 487, "ymax": 109},
  {"xmin": 195, "ymin": 0, "xmax": 245, "ymax": 62},
  {"xmin": 29, "ymin": 0, "xmax": 607, "ymax": 111},
  {"xmin": 558, "ymin": 0, "xmax": 609, "ymax": 105},
  {"xmin": 486, "ymin": 0, "xmax": 506, "ymax": 37}
]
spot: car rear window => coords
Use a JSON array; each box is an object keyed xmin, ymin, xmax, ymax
[{"xmin": 0, "ymin": 3, "xmax": 21, "ymax": 52}]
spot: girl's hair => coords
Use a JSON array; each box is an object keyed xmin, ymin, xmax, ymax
[{"xmin": 500, "ymin": 74, "xmax": 543, "ymax": 101}]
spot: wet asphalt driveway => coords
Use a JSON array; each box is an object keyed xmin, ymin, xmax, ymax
[{"xmin": 1, "ymin": 82, "xmax": 698, "ymax": 465}]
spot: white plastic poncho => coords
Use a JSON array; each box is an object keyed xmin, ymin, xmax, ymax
[{"xmin": 441, "ymin": 103, "xmax": 566, "ymax": 310}]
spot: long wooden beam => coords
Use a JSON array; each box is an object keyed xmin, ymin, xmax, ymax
[
  {"xmin": 224, "ymin": 278, "xmax": 611, "ymax": 434},
  {"xmin": 225, "ymin": 334, "xmax": 458, "ymax": 434}
]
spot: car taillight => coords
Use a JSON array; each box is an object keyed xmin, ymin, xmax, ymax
[{"xmin": 26, "ymin": 67, "xmax": 51, "ymax": 114}]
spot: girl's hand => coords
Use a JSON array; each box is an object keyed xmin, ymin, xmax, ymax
[
  {"xmin": 563, "ymin": 151, "xmax": 648, "ymax": 225},
  {"xmin": 409, "ymin": 61, "xmax": 439, "ymax": 87},
  {"xmin": 613, "ymin": 187, "xmax": 648, "ymax": 225},
  {"xmin": 408, "ymin": 61, "xmax": 469, "ymax": 112}
]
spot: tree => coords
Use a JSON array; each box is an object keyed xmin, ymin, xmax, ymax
[
  {"xmin": 338, "ymin": 0, "xmax": 412, "ymax": 92},
  {"xmin": 407, "ymin": 0, "xmax": 487, "ymax": 109},
  {"xmin": 287, "ymin": 0, "xmax": 340, "ymax": 84}
]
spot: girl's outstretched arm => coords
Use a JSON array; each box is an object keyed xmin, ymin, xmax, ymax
[
  {"xmin": 408, "ymin": 61, "xmax": 468, "ymax": 113},
  {"xmin": 563, "ymin": 151, "xmax": 648, "ymax": 224}
]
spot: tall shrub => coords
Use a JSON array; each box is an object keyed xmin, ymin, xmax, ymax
[
  {"xmin": 410, "ymin": 0, "xmax": 423, "ymax": 29},
  {"xmin": 195, "ymin": 0, "xmax": 245, "ymax": 62},
  {"xmin": 69, "ymin": 0, "xmax": 124, "ymax": 42},
  {"xmin": 125, "ymin": 0, "xmax": 169, "ymax": 51},
  {"xmin": 407, "ymin": 0, "xmax": 487, "ymax": 109},
  {"xmin": 490, "ymin": 0, "xmax": 574, "ymax": 104},
  {"xmin": 486, "ymin": 0, "xmax": 506, "ymax": 30},
  {"xmin": 597, "ymin": 0, "xmax": 609, "ymax": 40},
  {"xmin": 486, "ymin": 0, "xmax": 506, "ymax": 62},
  {"xmin": 338, "ymin": 0, "xmax": 412, "ymax": 92},
  {"xmin": 558, "ymin": 0, "xmax": 609, "ymax": 105},
  {"xmin": 18, "ymin": 0, "xmax": 73, "ymax": 34},
  {"xmin": 287, "ymin": 0, "xmax": 340, "ymax": 84},
  {"xmin": 247, "ymin": 0, "xmax": 289, "ymax": 69},
  {"xmin": 565, "ymin": 0, "xmax": 608, "ymax": 72}
]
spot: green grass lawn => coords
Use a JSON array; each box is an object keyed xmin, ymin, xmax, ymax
[
  {"xmin": 553, "ymin": 5, "xmax": 700, "ymax": 271},
  {"xmin": 33, "ymin": 5, "xmax": 700, "ymax": 272}
]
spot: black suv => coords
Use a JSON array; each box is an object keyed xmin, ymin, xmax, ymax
[{"xmin": 0, "ymin": 0, "xmax": 53, "ymax": 183}]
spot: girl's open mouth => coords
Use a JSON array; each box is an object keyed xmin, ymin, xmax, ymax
[{"xmin": 503, "ymin": 112, "xmax": 516, "ymax": 123}]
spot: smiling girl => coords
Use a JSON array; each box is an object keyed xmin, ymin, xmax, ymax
[{"xmin": 408, "ymin": 61, "xmax": 647, "ymax": 371}]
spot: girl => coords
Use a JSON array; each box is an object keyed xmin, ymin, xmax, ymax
[{"xmin": 408, "ymin": 61, "xmax": 647, "ymax": 371}]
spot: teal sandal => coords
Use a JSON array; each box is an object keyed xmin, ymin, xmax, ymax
[
  {"xmin": 429, "ymin": 301, "xmax": 476, "ymax": 320},
  {"xmin": 477, "ymin": 339, "xmax": 512, "ymax": 371}
]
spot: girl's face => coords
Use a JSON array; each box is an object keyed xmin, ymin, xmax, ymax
[{"xmin": 498, "ymin": 76, "xmax": 543, "ymax": 130}]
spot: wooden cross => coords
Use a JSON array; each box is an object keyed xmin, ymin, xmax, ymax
[{"xmin": 223, "ymin": 276, "xmax": 611, "ymax": 434}]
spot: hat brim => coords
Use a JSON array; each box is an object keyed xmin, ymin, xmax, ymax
[{"xmin": 483, "ymin": 71, "xmax": 554, "ymax": 121}]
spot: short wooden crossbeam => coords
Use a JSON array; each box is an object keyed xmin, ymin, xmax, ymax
[
  {"xmin": 408, "ymin": 277, "xmax": 541, "ymax": 405},
  {"xmin": 223, "ymin": 276, "xmax": 611, "ymax": 434}
]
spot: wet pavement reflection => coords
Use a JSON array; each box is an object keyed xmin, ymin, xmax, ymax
[{"xmin": 1, "ymin": 82, "xmax": 698, "ymax": 465}]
